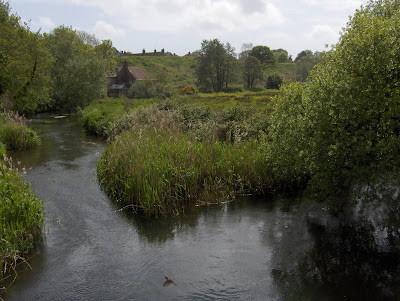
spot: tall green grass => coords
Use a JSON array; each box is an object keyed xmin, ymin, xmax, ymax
[
  {"xmin": 98, "ymin": 127, "xmax": 272, "ymax": 217},
  {"xmin": 0, "ymin": 155, "xmax": 44, "ymax": 291},
  {"xmin": 0, "ymin": 111, "xmax": 41, "ymax": 150}
]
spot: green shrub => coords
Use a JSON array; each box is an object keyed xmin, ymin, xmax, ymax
[
  {"xmin": 266, "ymin": 74, "xmax": 283, "ymax": 89},
  {"xmin": 266, "ymin": 0, "xmax": 400, "ymax": 207},
  {"xmin": 129, "ymin": 80, "xmax": 168, "ymax": 99}
]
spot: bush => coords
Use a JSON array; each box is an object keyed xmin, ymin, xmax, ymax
[
  {"xmin": 266, "ymin": 0, "xmax": 400, "ymax": 207},
  {"xmin": 129, "ymin": 80, "xmax": 167, "ymax": 99},
  {"xmin": 266, "ymin": 74, "xmax": 283, "ymax": 89},
  {"xmin": 178, "ymin": 86, "xmax": 199, "ymax": 95}
]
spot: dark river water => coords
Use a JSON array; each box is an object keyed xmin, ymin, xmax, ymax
[{"xmin": 4, "ymin": 114, "xmax": 400, "ymax": 300}]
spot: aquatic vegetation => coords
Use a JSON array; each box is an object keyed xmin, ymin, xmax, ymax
[
  {"xmin": 0, "ymin": 155, "xmax": 44, "ymax": 290},
  {"xmin": 0, "ymin": 111, "xmax": 41, "ymax": 150},
  {"xmin": 97, "ymin": 125, "xmax": 272, "ymax": 217}
]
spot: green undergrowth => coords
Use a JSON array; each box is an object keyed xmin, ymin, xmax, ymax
[
  {"xmin": 98, "ymin": 127, "xmax": 272, "ymax": 217},
  {"xmin": 78, "ymin": 97, "xmax": 157, "ymax": 137},
  {"xmin": 81, "ymin": 92, "xmax": 278, "ymax": 140},
  {"xmin": 0, "ymin": 155, "xmax": 44, "ymax": 293},
  {"xmin": 0, "ymin": 111, "xmax": 41, "ymax": 150}
]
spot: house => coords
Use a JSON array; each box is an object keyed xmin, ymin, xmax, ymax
[{"xmin": 107, "ymin": 60, "xmax": 156, "ymax": 97}]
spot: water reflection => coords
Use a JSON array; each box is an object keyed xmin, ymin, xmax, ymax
[{"xmin": 271, "ymin": 205, "xmax": 400, "ymax": 300}]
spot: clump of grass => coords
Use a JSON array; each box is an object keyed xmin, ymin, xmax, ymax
[
  {"xmin": 0, "ymin": 155, "xmax": 44, "ymax": 292},
  {"xmin": 97, "ymin": 124, "xmax": 272, "ymax": 217},
  {"xmin": 0, "ymin": 111, "xmax": 41, "ymax": 150}
]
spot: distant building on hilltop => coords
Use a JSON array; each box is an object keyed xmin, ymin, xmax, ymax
[
  {"xmin": 117, "ymin": 48, "xmax": 176, "ymax": 57},
  {"xmin": 107, "ymin": 60, "xmax": 156, "ymax": 97}
]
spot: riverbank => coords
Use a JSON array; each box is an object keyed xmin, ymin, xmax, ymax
[{"xmin": 0, "ymin": 112, "xmax": 44, "ymax": 294}]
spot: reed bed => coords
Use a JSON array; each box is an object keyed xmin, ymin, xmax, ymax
[
  {"xmin": 0, "ymin": 111, "xmax": 41, "ymax": 150},
  {"xmin": 0, "ymin": 155, "xmax": 44, "ymax": 292},
  {"xmin": 98, "ymin": 124, "xmax": 272, "ymax": 217}
]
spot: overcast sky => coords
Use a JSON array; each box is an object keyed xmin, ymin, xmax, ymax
[{"xmin": 8, "ymin": 0, "xmax": 368, "ymax": 57}]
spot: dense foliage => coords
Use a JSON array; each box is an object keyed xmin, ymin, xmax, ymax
[
  {"xmin": 0, "ymin": 1, "xmax": 115, "ymax": 114},
  {"xmin": 0, "ymin": 1, "xmax": 52, "ymax": 114},
  {"xmin": 249, "ymin": 45, "xmax": 276, "ymax": 66},
  {"xmin": 266, "ymin": 74, "xmax": 283, "ymax": 90},
  {"xmin": 267, "ymin": 0, "xmax": 400, "ymax": 207},
  {"xmin": 196, "ymin": 39, "xmax": 238, "ymax": 92}
]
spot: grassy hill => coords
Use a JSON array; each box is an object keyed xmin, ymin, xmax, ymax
[
  {"xmin": 118, "ymin": 56, "xmax": 197, "ymax": 88},
  {"xmin": 118, "ymin": 56, "xmax": 297, "ymax": 88}
]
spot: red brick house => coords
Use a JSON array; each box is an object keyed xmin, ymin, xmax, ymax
[{"xmin": 107, "ymin": 60, "xmax": 156, "ymax": 97}]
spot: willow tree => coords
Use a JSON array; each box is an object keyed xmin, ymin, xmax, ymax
[
  {"xmin": 267, "ymin": 0, "xmax": 400, "ymax": 207},
  {"xmin": 45, "ymin": 26, "xmax": 109, "ymax": 111}
]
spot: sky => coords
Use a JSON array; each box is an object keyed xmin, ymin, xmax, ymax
[{"xmin": 8, "ymin": 0, "xmax": 369, "ymax": 58}]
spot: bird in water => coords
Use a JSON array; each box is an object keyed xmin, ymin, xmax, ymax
[{"xmin": 163, "ymin": 276, "xmax": 177, "ymax": 287}]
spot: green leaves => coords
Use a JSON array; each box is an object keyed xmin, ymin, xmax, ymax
[
  {"xmin": 196, "ymin": 39, "xmax": 238, "ymax": 92},
  {"xmin": 267, "ymin": 0, "xmax": 400, "ymax": 206}
]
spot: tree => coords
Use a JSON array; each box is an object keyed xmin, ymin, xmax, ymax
[
  {"xmin": 239, "ymin": 43, "xmax": 253, "ymax": 60},
  {"xmin": 196, "ymin": 39, "xmax": 238, "ymax": 92},
  {"xmin": 295, "ymin": 51, "xmax": 323, "ymax": 82},
  {"xmin": 94, "ymin": 39, "xmax": 117, "ymax": 75},
  {"xmin": 243, "ymin": 56, "xmax": 262, "ymax": 89},
  {"xmin": 223, "ymin": 42, "xmax": 238, "ymax": 88},
  {"xmin": 0, "ymin": 1, "xmax": 52, "ymax": 114},
  {"xmin": 294, "ymin": 49, "xmax": 313, "ymax": 63},
  {"xmin": 45, "ymin": 26, "xmax": 108, "ymax": 110},
  {"xmin": 267, "ymin": 0, "xmax": 400, "ymax": 208},
  {"xmin": 248, "ymin": 45, "xmax": 276, "ymax": 66},
  {"xmin": 273, "ymin": 48, "xmax": 289, "ymax": 63}
]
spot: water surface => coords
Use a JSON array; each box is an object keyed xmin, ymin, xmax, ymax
[{"xmin": 5, "ymin": 114, "xmax": 400, "ymax": 300}]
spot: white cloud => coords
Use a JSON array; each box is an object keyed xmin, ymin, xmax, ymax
[
  {"xmin": 39, "ymin": 16, "xmax": 55, "ymax": 28},
  {"xmin": 305, "ymin": 24, "xmax": 338, "ymax": 44},
  {"xmin": 303, "ymin": 0, "xmax": 363, "ymax": 11},
  {"xmin": 93, "ymin": 20, "xmax": 125, "ymax": 39},
  {"xmin": 59, "ymin": 0, "xmax": 285, "ymax": 35}
]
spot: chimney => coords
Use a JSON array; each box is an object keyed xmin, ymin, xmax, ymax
[
  {"xmin": 161, "ymin": 48, "xmax": 165, "ymax": 53},
  {"xmin": 142, "ymin": 49, "xmax": 145, "ymax": 54},
  {"xmin": 123, "ymin": 59, "xmax": 128, "ymax": 69},
  {"xmin": 154, "ymin": 49, "xmax": 157, "ymax": 53}
]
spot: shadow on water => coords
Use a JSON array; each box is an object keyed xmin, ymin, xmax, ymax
[{"xmin": 270, "ymin": 199, "xmax": 400, "ymax": 301}]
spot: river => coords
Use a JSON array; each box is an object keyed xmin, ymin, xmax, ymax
[{"xmin": 4, "ymin": 114, "xmax": 400, "ymax": 300}]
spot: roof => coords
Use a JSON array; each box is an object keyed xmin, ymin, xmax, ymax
[{"xmin": 127, "ymin": 67, "xmax": 156, "ymax": 80}]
